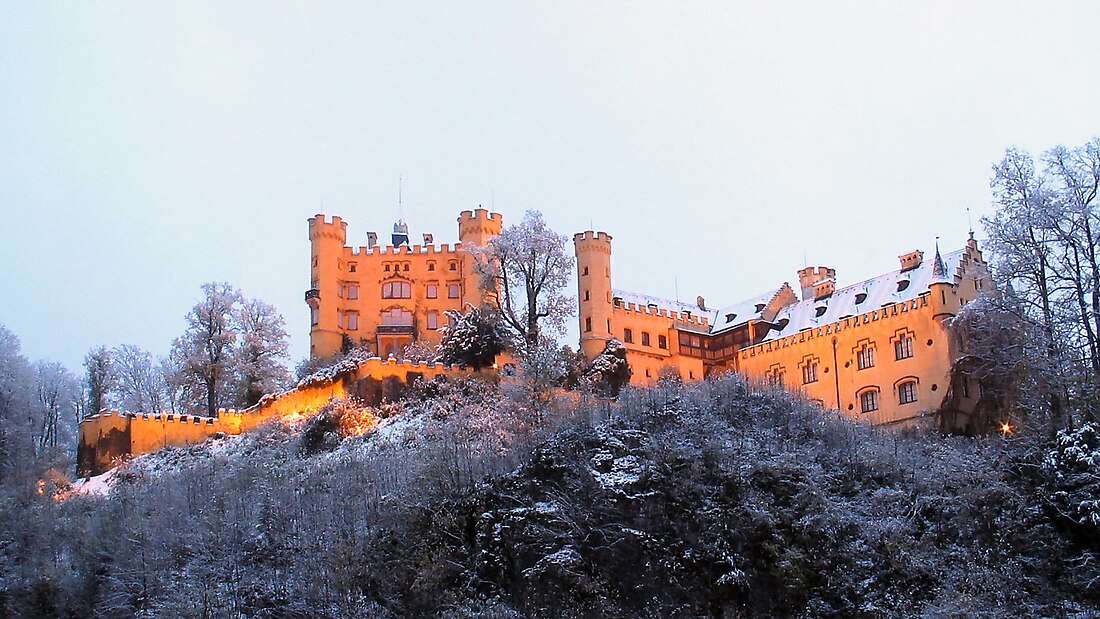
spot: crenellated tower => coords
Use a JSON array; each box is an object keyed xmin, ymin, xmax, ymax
[
  {"xmin": 457, "ymin": 208, "xmax": 503, "ymax": 305},
  {"xmin": 307, "ymin": 214, "xmax": 348, "ymax": 357},
  {"xmin": 574, "ymin": 230, "xmax": 614, "ymax": 359}
]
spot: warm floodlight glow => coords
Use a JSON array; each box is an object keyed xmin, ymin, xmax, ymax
[{"xmin": 1000, "ymin": 422, "xmax": 1013, "ymax": 435}]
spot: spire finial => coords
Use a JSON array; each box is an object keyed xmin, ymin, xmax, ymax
[{"xmin": 931, "ymin": 235, "xmax": 950, "ymax": 283}]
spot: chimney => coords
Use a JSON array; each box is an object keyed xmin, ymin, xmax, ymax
[
  {"xmin": 696, "ymin": 295, "xmax": 706, "ymax": 310},
  {"xmin": 899, "ymin": 250, "xmax": 923, "ymax": 272},
  {"xmin": 812, "ymin": 278, "xmax": 835, "ymax": 300}
]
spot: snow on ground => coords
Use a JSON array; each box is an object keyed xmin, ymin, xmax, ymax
[{"xmin": 69, "ymin": 467, "xmax": 121, "ymax": 496}]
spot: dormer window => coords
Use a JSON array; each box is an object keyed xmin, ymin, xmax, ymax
[
  {"xmin": 855, "ymin": 292, "xmax": 867, "ymax": 304},
  {"xmin": 755, "ymin": 303, "xmax": 766, "ymax": 313},
  {"xmin": 814, "ymin": 306, "xmax": 827, "ymax": 318},
  {"xmin": 725, "ymin": 313, "xmax": 737, "ymax": 322},
  {"xmin": 897, "ymin": 279, "xmax": 910, "ymax": 292}
]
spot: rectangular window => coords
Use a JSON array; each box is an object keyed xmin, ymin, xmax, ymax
[
  {"xmin": 426, "ymin": 284, "xmax": 438, "ymax": 299},
  {"xmin": 346, "ymin": 312, "xmax": 359, "ymax": 330},
  {"xmin": 802, "ymin": 361, "xmax": 818, "ymax": 384},
  {"xmin": 585, "ymin": 317, "xmax": 592, "ymax": 332},
  {"xmin": 311, "ymin": 307, "xmax": 318, "ymax": 326},
  {"xmin": 899, "ymin": 381, "xmax": 917, "ymax": 404},
  {"xmin": 337, "ymin": 284, "xmax": 344, "ymax": 298},
  {"xmin": 624, "ymin": 328, "xmax": 633, "ymax": 344},
  {"xmin": 768, "ymin": 371, "xmax": 783, "ymax": 387},
  {"xmin": 349, "ymin": 263, "xmax": 357, "ymax": 273},
  {"xmin": 641, "ymin": 332, "xmax": 651, "ymax": 346},
  {"xmin": 427, "ymin": 311, "xmax": 439, "ymax": 330},
  {"xmin": 447, "ymin": 284, "xmax": 460, "ymax": 298},
  {"xmin": 895, "ymin": 335, "xmax": 913, "ymax": 360},
  {"xmin": 347, "ymin": 285, "xmax": 358, "ymax": 300},
  {"xmin": 860, "ymin": 390, "xmax": 879, "ymax": 413},
  {"xmin": 658, "ymin": 335, "xmax": 668, "ymax": 349},
  {"xmin": 383, "ymin": 281, "xmax": 411, "ymax": 298},
  {"xmin": 857, "ymin": 345, "xmax": 875, "ymax": 370}
]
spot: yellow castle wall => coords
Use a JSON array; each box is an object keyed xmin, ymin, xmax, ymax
[
  {"xmin": 737, "ymin": 296, "xmax": 949, "ymax": 426},
  {"xmin": 77, "ymin": 358, "xmax": 474, "ymax": 476}
]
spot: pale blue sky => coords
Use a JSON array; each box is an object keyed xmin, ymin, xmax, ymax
[{"xmin": 2, "ymin": 2, "xmax": 1098, "ymax": 371}]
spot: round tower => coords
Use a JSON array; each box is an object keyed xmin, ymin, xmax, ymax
[
  {"xmin": 307, "ymin": 214, "xmax": 348, "ymax": 358},
  {"xmin": 458, "ymin": 208, "xmax": 504, "ymax": 305},
  {"xmin": 928, "ymin": 241, "xmax": 958, "ymax": 320},
  {"xmin": 574, "ymin": 230, "xmax": 614, "ymax": 359}
]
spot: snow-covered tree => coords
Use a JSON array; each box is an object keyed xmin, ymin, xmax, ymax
[
  {"xmin": 470, "ymin": 210, "xmax": 574, "ymax": 353},
  {"xmin": 113, "ymin": 344, "xmax": 164, "ymax": 414},
  {"xmin": 169, "ymin": 283, "xmax": 291, "ymax": 415},
  {"xmin": 0, "ymin": 324, "xmax": 34, "ymax": 482},
  {"xmin": 983, "ymin": 139, "xmax": 1100, "ymax": 422},
  {"xmin": 437, "ymin": 304, "xmax": 509, "ymax": 370},
  {"xmin": 32, "ymin": 360, "xmax": 79, "ymax": 457},
  {"xmin": 170, "ymin": 282, "xmax": 242, "ymax": 416},
  {"xmin": 235, "ymin": 297, "xmax": 291, "ymax": 407},
  {"xmin": 579, "ymin": 338, "xmax": 631, "ymax": 396},
  {"xmin": 82, "ymin": 345, "xmax": 114, "ymax": 415}
]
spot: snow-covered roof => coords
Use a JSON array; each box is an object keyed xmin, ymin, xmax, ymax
[
  {"xmin": 708, "ymin": 288, "xmax": 785, "ymax": 334},
  {"xmin": 757, "ymin": 248, "xmax": 966, "ymax": 342},
  {"xmin": 612, "ymin": 289, "xmax": 705, "ymax": 317}
]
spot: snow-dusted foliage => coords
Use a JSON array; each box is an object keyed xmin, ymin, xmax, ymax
[
  {"xmin": 1047, "ymin": 423, "xmax": 1100, "ymax": 529},
  {"xmin": 579, "ymin": 338, "xmax": 631, "ymax": 396},
  {"xmin": 169, "ymin": 283, "xmax": 291, "ymax": 415},
  {"xmin": 468, "ymin": 210, "xmax": 574, "ymax": 351},
  {"xmin": 984, "ymin": 139, "xmax": 1100, "ymax": 422},
  {"xmin": 437, "ymin": 304, "xmax": 508, "ymax": 369}
]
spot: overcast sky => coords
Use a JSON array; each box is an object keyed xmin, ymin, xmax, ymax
[{"xmin": 2, "ymin": 2, "xmax": 1098, "ymax": 372}]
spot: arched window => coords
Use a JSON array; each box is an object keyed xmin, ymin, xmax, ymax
[
  {"xmin": 801, "ymin": 356, "xmax": 819, "ymax": 384},
  {"xmin": 859, "ymin": 388, "xmax": 879, "ymax": 413},
  {"xmin": 898, "ymin": 380, "xmax": 917, "ymax": 404},
  {"xmin": 856, "ymin": 341, "xmax": 875, "ymax": 370},
  {"xmin": 382, "ymin": 281, "xmax": 412, "ymax": 299}
]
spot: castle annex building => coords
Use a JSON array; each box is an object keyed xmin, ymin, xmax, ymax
[
  {"xmin": 307, "ymin": 209, "xmax": 501, "ymax": 358},
  {"xmin": 575, "ymin": 230, "xmax": 991, "ymax": 430}
]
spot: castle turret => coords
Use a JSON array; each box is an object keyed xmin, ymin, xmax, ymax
[
  {"xmin": 929, "ymin": 241, "xmax": 958, "ymax": 320},
  {"xmin": 797, "ymin": 266, "xmax": 836, "ymax": 301},
  {"xmin": 458, "ymin": 208, "xmax": 503, "ymax": 305},
  {"xmin": 308, "ymin": 214, "xmax": 348, "ymax": 357},
  {"xmin": 392, "ymin": 220, "xmax": 410, "ymax": 247},
  {"xmin": 574, "ymin": 230, "xmax": 614, "ymax": 359}
]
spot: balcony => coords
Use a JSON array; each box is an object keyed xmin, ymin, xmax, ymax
[{"xmin": 304, "ymin": 288, "xmax": 320, "ymax": 308}]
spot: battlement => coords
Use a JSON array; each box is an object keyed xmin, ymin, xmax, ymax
[
  {"xmin": 574, "ymin": 230, "xmax": 613, "ymax": 243},
  {"xmin": 613, "ymin": 301, "xmax": 710, "ymax": 327},
  {"xmin": 740, "ymin": 294, "xmax": 931, "ymax": 359},
  {"xmin": 347, "ymin": 242, "xmax": 464, "ymax": 256},
  {"xmin": 308, "ymin": 214, "xmax": 348, "ymax": 241},
  {"xmin": 458, "ymin": 208, "xmax": 502, "ymax": 222}
]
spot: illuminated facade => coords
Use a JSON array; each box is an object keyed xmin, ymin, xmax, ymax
[
  {"xmin": 575, "ymin": 229, "xmax": 991, "ymax": 430},
  {"xmin": 306, "ymin": 209, "xmax": 502, "ymax": 358}
]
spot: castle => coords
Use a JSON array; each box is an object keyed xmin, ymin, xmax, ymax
[
  {"xmin": 307, "ymin": 208, "xmax": 991, "ymax": 431},
  {"xmin": 307, "ymin": 209, "xmax": 501, "ymax": 358},
  {"xmin": 78, "ymin": 207, "xmax": 992, "ymax": 476},
  {"xmin": 575, "ymin": 229, "xmax": 991, "ymax": 430}
]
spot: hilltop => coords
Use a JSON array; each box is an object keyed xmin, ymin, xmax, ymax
[{"xmin": 4, "ymin": 374, "xmax": 1099, "ymax": 617}]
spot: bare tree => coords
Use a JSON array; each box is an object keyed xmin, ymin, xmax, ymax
[
  {"xmin": 32, "ymin": 361, "xmax": 79, "ymax": 457},
  {"xmin": 235, "ymin": 297, "xmax": 291, "ymax": 407},
  {"xmin": 113, "ymin": 344, "xmax": 164, "ymax": 413},
  {"xmin": 983, "ymin": 142, "xmax": 1100, "ymax": 422},
  {"xmin": 470, "ymin": 210, "xmax": 574, "ymax": 353},
  {"xmin": 171, "ymin": 282, "xmax": 242, "ymax": 417},
  {"xmin": 83, "ymin": 345, "xmax": 115, "ymax": 415}
]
